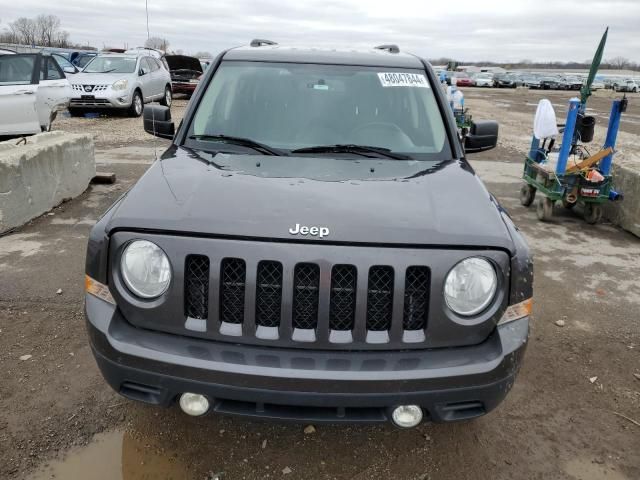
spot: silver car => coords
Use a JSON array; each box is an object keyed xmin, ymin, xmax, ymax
[{"xmin": 67, "ymin": 53, "xmax": 172, "ymax": 117}]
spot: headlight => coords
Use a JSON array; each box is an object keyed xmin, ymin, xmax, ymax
[
  {"xmin": 120, "ymin": 240, "xmax": 171, "ymax": 298},
  {"xmin": 112, "ymin": 79, "xmax": 128, "ymax": 90},
  {"xmin": 444, "ymin": 257, "xmax": 497, "ymax": 316}
]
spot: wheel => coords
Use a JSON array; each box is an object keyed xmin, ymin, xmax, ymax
[
  {"xmin": 536, "ymin": 197, "xmax": 554, "ymax": 221},
  {"xmin": 562, "ymin": 197, "xmax": 577, "ymax": 209},
  {"xmin": 128, "ymin": 90, "xmax": 143, "ymax": 117},
  {"xmin": 519, "ymin": 184, "xmax": 537, "ymax": 207},
  {"xmin": 68, "ymin": 108, "xmax": 85, "ymax": 117},
  {"xmin": 160, "ymin": 85, "xmax": 172, "ymax": 107},
  {"xmin": 583, "ymin": 203, "xmax": 602, "ymax": 224}
]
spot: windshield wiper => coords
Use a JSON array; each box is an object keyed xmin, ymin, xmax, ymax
[
  {"xmin": 291, "ymin": 144, "xmax": 410, "ymax": 160},
  {"xmin": 189, "ymin": 134, "xmax": 284, "ymax": 156}
]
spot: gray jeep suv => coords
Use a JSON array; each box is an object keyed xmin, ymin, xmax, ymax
[
  {"xmin": 68, "ymin": 53, "xmax": 172, "ymax": 117},
  {"xmin": 85, "ymin": 41, "xmax": 533, "ymax": 427}
]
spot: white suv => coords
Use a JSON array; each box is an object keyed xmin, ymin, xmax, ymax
[{"xmin": 67, "ymin": 53, "xmax": 172, "ymax": 117}]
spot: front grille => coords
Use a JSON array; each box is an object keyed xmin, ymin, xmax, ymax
[
  {"xmin": 70, "ymin": 98, "xmax": 110, "ymax": 106},
  {"xmin": 219, "ymin": 258, "xmax": 246, "ymax": 324},
  {"xmin": 329, "ymin": 265, "xmax": 357, "ymax": 330},
  {"xmin": 184, "ymin": 255, "xmax": 209, "ymax": 319},
  {"xmin": 403, "ymin": 267, "xmax": 430, "ymax": 330},
  {"xmin": 292, "ymin": 263, "xmax": 320, "ymax": 329},
  {"xmin": 180, "ymin": 256, "xmax": 433, "ymax": 347},
  {"xmin": 71, "ymin": 84, "xmax": 108, "ymax": 92},
  {"xmin": 366, "ymin": 266, "xmax": 394, "ymax": 331},
  {"xmin": 255, "ymin": 261, "xmax": 283, "ymax": 327}
]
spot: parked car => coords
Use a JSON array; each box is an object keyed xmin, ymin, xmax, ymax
[
  {"xmin": 614, "ymin": 79, "xmax": 639, "ymax": 92},
  {"xmin": 588, "ymin": 79, "xmax": 605, "ymax": 90},
  {"xmin": 494, "ymin": 74, "xmax": 516, "ymax": 88},
  {"xmin": 523, "ymin": 75, "xmax": 541, "ymax": 89},
  {"xmin": 452, "ymin": 73, "xmax": 473, "ymax": 87},
  {"xmin": 125, "ymin": 47, "xmax": 170, "ymax": 71},
  {"xmin": 0, "ymin": 53, "xmax": 72, "ymax": 137},
  {"xmin": 67, "ymin": 53, "xmax": 172, "ymax": 117},
  {"xmin": 473, "ymin": 73, "xmax": 493, "ymax": 87},
  {"xmin": 165, "ymin": 54, "xmax": 203, "ymax": 96},
  {"xmin": 539, "ymin": 76, "xmax": 560, "ymax": 90},
  {"xmin": 558, "ymin": 76, "xmax": 582, "ymax": 90},
  {"xmin": 85, "ymin": 41, "xmax": 533, "ymax": 429}
]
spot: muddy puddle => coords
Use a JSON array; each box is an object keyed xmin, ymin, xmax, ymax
[{"xmin": 27, "ymin": 430, "xmax": 191, "ymax": 480}]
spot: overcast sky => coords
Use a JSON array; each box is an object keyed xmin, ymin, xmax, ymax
[{"xmin": 2, "ymin": 0, "xmax": 639, "ymax": 62}]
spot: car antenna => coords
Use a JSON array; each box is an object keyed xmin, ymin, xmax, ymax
[
  {"xmin": 374, "ymin": 44, "xmax": 400, "ymax": 54},
  {"xmin": 250, "ymin": 39, "xmax": 278, "ymax": 47}
]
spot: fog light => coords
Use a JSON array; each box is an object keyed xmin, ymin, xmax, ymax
[
  {"xmin": 391, "ymin": 405, "xmax": 423, "ymax": 428},
  {"xmin": 179, "ymin": 393, "xmax": 209, "ymax": 416}
]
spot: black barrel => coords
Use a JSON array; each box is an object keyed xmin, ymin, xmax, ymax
[{"xmin": 577, "ymin": 115, "xmax": 596, "ymax": 143}]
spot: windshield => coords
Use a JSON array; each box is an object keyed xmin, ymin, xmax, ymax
[
  {"xmin": 84, "ymin": 56, "xmax": 137, "ymax": 73},
  {"xmin": 188, "ymin": 61, "xmax": 450, "ymax": 160}
]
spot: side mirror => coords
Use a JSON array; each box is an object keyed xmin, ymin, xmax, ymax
[
  {"xmin": 63, "ymin": 66, "xmax": 77, "ymax": 74},
  {"xmin": 139, "ymin": 69, "xmax": 147, "ymax": 76},
  {"xmin": 144, "ymin": 105, "xmax": 175, "ymax": 139},
  {"xmin": 464, "ymin": 120, "xmax": 498, "ymax": 154}
]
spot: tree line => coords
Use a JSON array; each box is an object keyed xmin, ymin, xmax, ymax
[{"xmin": 0, "ymin": 15, "xmax": 74, "ymax": 48}]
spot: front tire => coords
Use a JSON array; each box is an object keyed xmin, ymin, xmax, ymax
[
  {"xmin": 520, "ymin": 184, "xmax": 536, "ymax": 207},
  {"xmin": 128, "ymin": 91, "xmax": 143, "ymax": 117},
  {"xmin": 536, "ymin": 197, "xmax": 554, "ymax": 221},
  {"xmin": 160, "ymin": 86, "xmax": 172, "ymax": 107},
  {"xmin": 583, "ymin": 203, "xmax": 602, "ymax": 224}
]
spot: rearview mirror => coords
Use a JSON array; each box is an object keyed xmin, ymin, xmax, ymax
[
  {"xmin": 144, "ymin": 105, "xmax": 175, "ymax": 139},
  {"xmin": 464, "ymin": 120, "xmax": 498, "ymax": 154}
]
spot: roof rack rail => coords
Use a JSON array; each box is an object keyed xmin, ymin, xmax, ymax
[
  {"xmin": 250, "ymin": 39, "xmax": 278, "ymax": 47},
  {"xmin": 374, "ymin": 44, "xmax": 400, "ymax": 54}
]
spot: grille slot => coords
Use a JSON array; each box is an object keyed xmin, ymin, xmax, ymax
[
  {"xmin": 184, "ymin": 255, "xmax": 210, "ymax": 319},
  {"xmin": 403, "ymin": 266, "xmax": 430, "ymax": 330},
  {"xmin": 329, "ymin": 265, "xmax": 357, "ymax": 331},
  {"xmin": 220, "ymin": 258, "xmax": 246, "ymax": 324},
  {"xmin": 366, "ymin": 266, "xmax": 394, "ymax": 331},
  {"xmin": 256, "ymin": 261, "xmax": 283, "ymax": 327},
  {"xmin": 292, "ymin": 263, "xmax": 320, "ymax": 329}
]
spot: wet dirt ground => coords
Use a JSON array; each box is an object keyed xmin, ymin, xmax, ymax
[{"xmin": 1, "ymin": 92, "xmax": 639, "ymax": 480}]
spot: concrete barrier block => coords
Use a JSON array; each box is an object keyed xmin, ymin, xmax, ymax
[
  {"xmin": 0, "ymin": 132, "xmax": 95, "ymax": 233},
  {"xmin": 603, "ymin": 164, "xmax": 640, "ymax": 238}
]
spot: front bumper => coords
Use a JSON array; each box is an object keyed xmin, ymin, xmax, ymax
[
  {"xmin": 171, "ymin": 81, "xmax": 198, "ymax": 94},
  {"xmin": 69, "ymin": 87, "xmax": 133, "ymax": 109},
  {"xmin": 86, "ymin": 294, "xmax": 529, "ymax": 424}
]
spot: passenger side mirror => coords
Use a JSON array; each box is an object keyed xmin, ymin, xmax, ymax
[
  {"xmin": 143, "ymin": 105, "xmax": 175, "ymax": 139},
  {"xmin": 63, "ymin": 66, "xmax": 77, "ymax": 74},
  {"xmin": 464, "ymin": 120, "xmax": 498, "ymax": 154}
]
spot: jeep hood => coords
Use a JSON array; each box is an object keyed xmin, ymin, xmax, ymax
[{"xmin": 106, "ymin": 146, "xmax": 513, "ymax": 251}]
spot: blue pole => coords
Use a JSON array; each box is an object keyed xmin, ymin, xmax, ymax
[
  {"xmin": 528, "ymin": 135, "xmax": 540, "ymax": 161},
  {"xmin": 601, "ymin": 100, "xmax": 622, "ymax": 176},
  {"xmin": 556, "ymin": 98, "xmax": 580, "ymax": 175}
]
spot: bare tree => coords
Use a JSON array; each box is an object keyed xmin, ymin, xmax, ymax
[
  {"xmin": 11, "ymin": 17, "xmax": 37, "ymax": 46},
  {"xmin": 144, "ymin": 37, "xmax": 170, "ymax": 51},
  {"xmin": 607, "ymin": 56, "xmax": 630, "ymax": 70},
  {"xmin": 35, "ymin": 14, "xmax": 61, "ymax": 46}
]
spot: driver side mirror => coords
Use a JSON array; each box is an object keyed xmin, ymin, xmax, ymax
[
  {"xmin": 63, "ymin": 66, "xmax": 77, "ymax": 74},
  {"xmin": 143, "ymin": 105, "xmax": 175, "ymax": 139},
  {"xmin": 464, "ymin": 120, "xmax": 498, "ymax": 154}
]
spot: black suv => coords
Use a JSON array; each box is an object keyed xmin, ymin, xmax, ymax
[{"xmin": 85, "ymin": 41, "xmax": 533, "ymax": 428}]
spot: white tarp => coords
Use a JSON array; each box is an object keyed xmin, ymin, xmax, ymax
[{"xmin": 533, "ymin": 99, "xmax": 559, "ymax": 139}]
